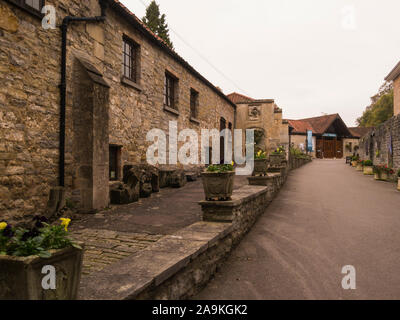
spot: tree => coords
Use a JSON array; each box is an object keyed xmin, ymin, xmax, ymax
[
  {"xmin": 158, "ymin": 14, "xmax": 173, "ymax": 49},
  {"xmin": 357, "ymin": 82, "xmax": 394, "ymax": 127},
  {"xmin": 142, "ymin": 1, "xmax": 174, "ymax": 49}
]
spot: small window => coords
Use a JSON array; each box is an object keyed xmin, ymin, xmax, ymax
[
  {"xmin": 109, "ymin": 146, "xmax": 121, "ymax": 181},
  {"xmin": 122, "ymin": 37, "xmax": 138, "ymax": 82},
  {"xmin": 190, "ymin": 89, "xmax": 199, "ymax": 119},
  {"xmin": 164, "ymin": 72, "xmax": 178, "ymax": 109},
  {"xmin": 7, "ymin": 0, "xmax": 44, "ymax": 15},
  {"xmin": 25, "ymin": 0, "xmax": 42, "ymax": 10}
]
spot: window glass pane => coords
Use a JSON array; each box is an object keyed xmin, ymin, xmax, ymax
[{"xmin": 25, "ymin": 0, "xmax": 41, "ymax": 10}]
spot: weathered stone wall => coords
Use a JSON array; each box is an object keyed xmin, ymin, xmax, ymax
[
  {"xmin": 0, "ymin": 0, "xmax": 235, "ymax": 223},
  {"xmin": 358, "ymin": 114, "xmax": 400, "ymax": 172},
  {"xmin": 394, "ymin": 77, "xmax": 400, "ymax": 116}
]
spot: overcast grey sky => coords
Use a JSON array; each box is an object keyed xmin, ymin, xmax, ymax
[{"xmin": 121, "ymin": 0, "xmax": 400, "ymax": 126}]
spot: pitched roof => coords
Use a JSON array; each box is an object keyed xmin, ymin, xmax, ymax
[
  {"xmin": 107, "ymin": 0, "xmax": 236, "ymax": 109},
  {"xmin": 227, "ymin": 92, "xmax": 255, "ymax": 104},
  {"xmin": 348, "ymin": 127, "xmax": 374, "ymax": 138},
  {"xmin": 385, "ymin": 60, "xmax": 400, "ymax": 81},
  {"xmin": 287, "ymin": 114, "xmax": 352, "ymax": 136}
]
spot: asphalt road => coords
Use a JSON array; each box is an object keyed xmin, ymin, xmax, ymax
[{"xmin": 195, "ymin": 160, "xmax": 400, "ymax": 300}]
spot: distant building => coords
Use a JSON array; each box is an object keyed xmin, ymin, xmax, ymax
[
  {"xmin": 385, "ymin": 60, "xmax": 400, "ymax": 116},
  {"xmin": 287, "ymin": 114, "xmax": 371, "ymax": 159},
  {"xmin": 227, "ymin": 93, "xmax": 290, "ymax": 155}
]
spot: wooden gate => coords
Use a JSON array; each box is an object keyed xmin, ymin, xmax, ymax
[{"xmin": 323, "ymin": 140, "xmax": 336, "ymax": 158}]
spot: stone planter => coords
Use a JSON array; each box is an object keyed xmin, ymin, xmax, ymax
[
  {"xmin": 363, "ymin": 166, "xmax": 373, "ymax": 175},
  {"xmin": 374, "ymin": 172, "xmax": 381, "ymax": 180},
  {"xmin": 0, "ymin": 244, "xmax": 84, "ymax": 300},
  {"xmin": 351, "ymin": 161, "xmax": 357, "ymax": 167},
  {"xmin": 380, "ymin": 172, "xmax": 389, "ymax": 181},
  {"xmin": 398, "ymin": 178, "xmax": 400, "ymax": 191},
  {"xmin": 269, "ymin": 154, "xmax": 285, "ymax": 166},
  {"xmin": 253, "ymin": 159, "xmax": 269, "ymax": 176},
  {"xmin": 201, "ymin": 171, "xmax": 235, "ymax": 201},
  {"xmin": 356, "ymin": 163, "xmax": 363, "ymax": 171}
]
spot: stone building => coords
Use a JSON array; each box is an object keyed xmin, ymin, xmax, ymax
[
  {"xmin": 287, "ymin": 114, "xmax": 357, "ymax": 159},
  {"xmin": 227, "ymin": 92, "xmax": 290, "ymax": 155},
  {"xmin": 0, "ymin": 0, "xmax": 236, "ymax": 223},
  {"xmin": 357, "ymin": 61, "xmax": 400, "ymax": 171},
  {"xmin": 385, "ymin": 60, "xmax": 400, "ymax": 116}
]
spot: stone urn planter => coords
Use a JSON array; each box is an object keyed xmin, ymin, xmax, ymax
[
  {"xmin": 356, "ymin": 163, "xmax": 363, "ymax": 172},
  {"xmin": 201, "ymin": 171, "xmax": 235, "ymax": 201},
  {"xmin": 363, "ymin": 166, "xmax": 373, "ymax": 175},
  {"xmin": 380, "ymin": 172, "xmax": 389, "ymax": 181},
  {"xmin": 374, "ymin": 172, "xmax": 381, "ymax": 180},
  {"xmin": 253, "ymin": 159, "xmax": 269, "ymax": 176},
  {"xmin": 0, "ymin": 244, "xmax": 84, "ymax": 300},
  {"xmin": 351, "ymin": 161, "xmax": 357, "ymax": 167},
  {"xmin": 269, "ymin": 154, "xmax": 285, "ymax": 167}
]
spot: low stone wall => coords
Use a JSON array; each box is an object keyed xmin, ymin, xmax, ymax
[
  {"xmin": 290, "ymin": 156, "xmax": 312, "ymax": 170},
  {"xmin": 199, "ymin": 185, "xmax": 269, "ymax": 245},
  {"xmin": 247, "ymin": 173, "xmax": 283, "ymax": 202},
  {"xmin": 79, "ymin": 185, "xmax": 272, "ymax": 300}
]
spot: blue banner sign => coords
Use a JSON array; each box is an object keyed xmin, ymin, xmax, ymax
[{"xmin": 307, "ymin": 130, "xmax": 313, "ymax": 152}]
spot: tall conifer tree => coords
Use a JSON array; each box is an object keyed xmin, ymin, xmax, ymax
[{"xmin": 142, "ymin": 1, "xmax": 174, "ymax": 49}]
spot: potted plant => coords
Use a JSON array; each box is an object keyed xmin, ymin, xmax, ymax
[
  {"xmin": 269, "ymin": 145, "xmax": 286, "ymax": 166},
  {"xmin": 0, "ymin": 217, "xmax": 84, "ymax": 300},
  {"xmin": 380, "ymin": 165, "xmax": 394, "ymax": 181},
  {"xmin": 351, "ymin": 155, "xmax": 359, "ymax": 167},
  {"xmin": 201, "ymin": 163, "xmax": 235, "ymax": 201},
  {"xmin": 362, "ymin": 160, "xmax": 373, "ymax": 175},
  {"xmin": 356, "ymin": 159, "xmax": 364, "ymax": 172},
  {"xmin": 253, "ymin": 150, "xmax": 269, "ymax": 176},
  {"xmin": 397, "ymin": 169, "xmax": 400, "ymax": 191},
  {"xmin": 373, "ymin": 165, "xmax": 382, "ymax": 180}
]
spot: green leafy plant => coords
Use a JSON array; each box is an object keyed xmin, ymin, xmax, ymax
[
  {"xmin": 0, "ymin": 217, "xmax": 81, "ymax": 258},
  {"xmin": 351, "ymin": 155, "xmax": 359, "ymax": 161},
  {"xmin": 206, "ymin": 163, "xmax": 234, "ymax": 173},
  {"xmin": 290, "ymin": 147, "xmax": 309, "ymax": 159},
  {"xmin": 362, "ymin": 160, "xmax": 373, "ymax": 167}
]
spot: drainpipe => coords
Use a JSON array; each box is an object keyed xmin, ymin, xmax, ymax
[{"xmin": 58, "ymin": 0, "xmax": 108, "ymax": 187}]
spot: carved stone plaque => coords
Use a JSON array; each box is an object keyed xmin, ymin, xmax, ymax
[{"xmin": 248, "ymin": 106, "xmax": 261, "ymax": 121}]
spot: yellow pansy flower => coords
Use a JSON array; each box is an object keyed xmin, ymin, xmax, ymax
[
  {"xmin": 0, "ymin": 222, "xmax": 7, "ymax": 231},
  {"xmin": 60, "ymin": 218, "xmax": 71, "ymax": 232}
]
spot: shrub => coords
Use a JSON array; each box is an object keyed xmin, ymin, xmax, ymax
[{"xmin": 362, "ymin": 160, "xmax": 373, "ymax": 167}]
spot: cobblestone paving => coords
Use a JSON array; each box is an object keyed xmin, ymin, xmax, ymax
[{"xmin": 70, "ymin": 229, "xmax": 163, "ymax": 276}]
